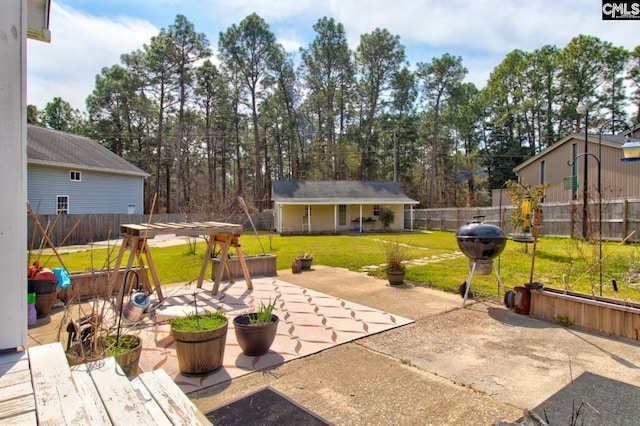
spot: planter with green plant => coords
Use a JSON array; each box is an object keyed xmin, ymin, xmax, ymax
[
  {"xmin": 65, "ymin": 314, "xmax": 143, "ymax": 377},
  {"xmin": 233, "ymin": 298, "xmax": 280, "ymax": 356},
  {"xmin": 382, "ymin": 240, "xmax": 408, "ymax": 285},
  {"xmin": 169, "ymin": 307, "xmax": 228, "ymax": 376}
]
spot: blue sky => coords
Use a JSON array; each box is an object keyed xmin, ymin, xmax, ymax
[{"xmin": 27, "ymin": 1, "xmax": 638, "ymax": 112}]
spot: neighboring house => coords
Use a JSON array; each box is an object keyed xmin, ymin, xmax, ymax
[
  {"xmin": 27, "ymin": 125, "xmax": 149, "ymax": 214},
  {"xmin": 509, "ymin": 125, "xmax": 640, "ymax": 205},
  {"xmin": 271, "ymin": 180, "xmax": 419, "ymax": 234}
]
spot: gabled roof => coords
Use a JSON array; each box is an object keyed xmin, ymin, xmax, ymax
[
  {"xmin": 272, "ymin": 180, "xmax": 419, "ymax": 205},
  {"xmin": 27, "ymin": 125, "xmax": 149, "ymax": 177},
  {"xmin": 514, "ymin": 133, "xmax": 629, "ymax": 173}
]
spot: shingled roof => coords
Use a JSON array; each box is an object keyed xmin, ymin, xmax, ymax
[
  {"xmin": 27, "ymin": 125, "xmax": 148, "ymax": 177},
  {"xmin": 272, "ymin": 180, "xmax": 418, "ymax": 204}
]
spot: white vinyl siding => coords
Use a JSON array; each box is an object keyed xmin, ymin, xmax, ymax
[{"xmin": 28, "ymin": 165, "xmax": 144, "ymax": 214}]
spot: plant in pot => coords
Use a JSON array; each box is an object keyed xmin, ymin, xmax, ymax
[
  {"xmin": 382, "ymin": 240, "xmax": 409, "ymax": 285},
  {"xmin": 233, "ymin": 297, "xmax": 280, "ymax": 356},
  {"xmin": 295, "ymin": 252, "xmax": 313, "ymax": 270},
  {"xmin": 505, "ymin": 180, "xmax": 548, "ymax": 314},
  {"xmin": 169, "ymin": 303, "xmax": 228, "ymax": 376},
  {"xmin": 65, "ymin": 311, "xmax": 143, "ymax": 377}
]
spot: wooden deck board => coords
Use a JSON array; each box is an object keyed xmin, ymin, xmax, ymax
[
  {"xmin": 84, "ymin": 357, "xmax": 156, "ymax": 426},
  {"xmin": 28, "ymin": 342, "xmax": 91, "ymax": 425},
  {"xmin": 70, "ymin": 368, "xmax": 111, "ymax": 425},
  {"xmin": 136, "ymin": 369, "xmax": 212, "ymax": 426},
  {"xmin": 0, "ymin": 349, "xmax": 34, "ymax": 424},
  {"xmin": 0, "ymin": 394, "xmax": 35, "ymax": 423},
  {"xmin": 0, "ymin": 368, "xmax": 31, "ymax": 388},
  {"xmin": 1, "ymin": 342, "xmax": 209, "ymax": 425},
  {"xmin": 129, "ymin": 376, "xmax": 173, "ymax": 426},
  {"xmin": 3, "ymin": 410, "xmax": 37, "ymax": 425}
]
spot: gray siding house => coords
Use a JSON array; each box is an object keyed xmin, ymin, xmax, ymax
[{"xmin": 27, "ymin": 125, "xmax": 149, "ymax": 214}]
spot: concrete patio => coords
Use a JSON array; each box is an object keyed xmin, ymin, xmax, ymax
[{"xmin": 24, "ymin": 264, "xmax": 640, "ymax": 425}]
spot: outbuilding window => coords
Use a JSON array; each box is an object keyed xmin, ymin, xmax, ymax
[{"xmin": 70, "ymin": 170, "xmax": 81, "ymax": 181}]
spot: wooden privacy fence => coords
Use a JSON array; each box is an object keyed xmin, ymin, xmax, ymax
[
  {"xmin": 406, "ymin": 198, "xmax": 640, "ymax": 243},
  {"xmin": 27, "ymin": 212, "xmax": 274, "ymax": 247}
]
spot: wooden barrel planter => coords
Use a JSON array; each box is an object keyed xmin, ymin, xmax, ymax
[
  {"xmin": 530, "ymin": 288, "xmax": 640, "ymax": 341},
  {"xmin": 171, "ymin": 322, "xmax": 228, "ymax": 376},
  {"xmin": 66, "ymin": 335, "xmax": 142, "ymax": 377},
  {"xmin": 386, "ymin": 270, "xmax": 406, "ymax": 286}
]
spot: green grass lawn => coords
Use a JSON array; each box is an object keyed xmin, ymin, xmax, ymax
[{"xmin": 33, "ymin": 230, "xmax": 640, "ymax": 302}]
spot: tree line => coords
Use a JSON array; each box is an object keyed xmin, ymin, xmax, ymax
[{"xmin": 27, "ymin": 13, "xmax": 640, "ymax": 214}]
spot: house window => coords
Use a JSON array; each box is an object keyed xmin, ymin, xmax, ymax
[
  {"xmin": 70, "ymin": 170, "xmax": 81, "ymax": 181},
  {"xmin": 57, "ymin": 196, "xmax": 69, "ymax": 214},
  {"xmin": 373, "ymin": 205, "xmax": 381, "ymax": 216}
]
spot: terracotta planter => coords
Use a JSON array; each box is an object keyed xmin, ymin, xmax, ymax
[
  {"xmin": 171, "ymin": 322, "xmax": 228, "ymax": 376},
  {"xmin": 233, "ymin": 313, "xmax": 279, "ymax": 356},
  {"xmin": 386, "ymin": 270, "xmax": 405, "ymax": 285}
]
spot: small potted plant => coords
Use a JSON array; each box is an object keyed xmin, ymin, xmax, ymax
[
  {"xmin": 296, "ymin": 252, "xmax": 313, "ymax": 270},
  {"xmin": 65, "ymin": 314, "xmax": 143, "ymax": 377},
  {"xmin": 169, "ymin": 306, "xmax": 228, "ymax": 376},
  {"xmin": 233, "ymin": 297, "xmax": 280, "ymax": 356},
  {"xmin": 382, "ymin": 240, "xmax": 409, "ymax": 285}
]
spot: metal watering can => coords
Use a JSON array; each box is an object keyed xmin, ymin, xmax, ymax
[{"xmin": 120, "ymin": 270, "xmax": 151, "ymax": 322}]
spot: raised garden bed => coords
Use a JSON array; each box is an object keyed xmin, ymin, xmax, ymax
[
  {"xmin": 530, "ymin": 287, "xmax": 640, "ymax": 341},
  {"xmin": 57, "ymin": 268, "xmax": 138, "ymax": 302},
  {"xmin": 211, "ymin": 255, "xmax": 277, "ymax": 281}
]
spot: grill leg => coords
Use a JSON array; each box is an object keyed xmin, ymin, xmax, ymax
[
  {"xmin": 493, "ymin": 263, "xmax": 506, "ymax": 294},
  {"xmin": 462, "ymin": 261, "xmax": 476, "ymax": 307}
]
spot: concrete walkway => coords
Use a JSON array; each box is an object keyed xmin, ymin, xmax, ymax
[
  {"xmin": 189, "ymin": 265, "xmax": 640, "ymax": 425},
  {"xmin": 27, "ymin": 246, "xmax": 640, "ymax": 425}
]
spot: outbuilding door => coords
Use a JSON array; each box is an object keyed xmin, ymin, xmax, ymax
[{"xmin": 338, "ymin": 204, "xmax": 348, "ymax": 228}]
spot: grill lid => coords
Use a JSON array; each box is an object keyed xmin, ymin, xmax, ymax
[{"xmin": 455, "ymin": 217, "xmax": 506, "ymax": 260}]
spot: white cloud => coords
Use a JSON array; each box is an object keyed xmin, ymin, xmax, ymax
[
  {"xmin": 27, "ymin": 1, "xmax": 638, "ymax": 111},
  {"xmin": 27, "ymin": 3, "xmax": 158, "ymax": 111}
]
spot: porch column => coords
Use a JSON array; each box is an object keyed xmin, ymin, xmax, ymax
[
  {"xmin": 359, "ymin": 205, "xmax": 363, "ymax": 233},
  {"xmin": 1, "ymin": 0, "xmax": 27, "ymax": 349}
]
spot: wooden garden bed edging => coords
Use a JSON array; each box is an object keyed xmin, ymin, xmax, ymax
[
  {"xmin": 530, "ymin": 288, "xmax": 640, "ymax": 341},
  {"xmin": 211, "ymin": 255, "xmax": 277, "ymax": 281},
  {"xmin": 57, "ymin": 268, "xmax": 139, "ymax": 302}
]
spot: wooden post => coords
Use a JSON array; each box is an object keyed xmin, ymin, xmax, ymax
[{"xmin": 622, "ymin": 198, "xmax": 628, "ymax": 243}]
